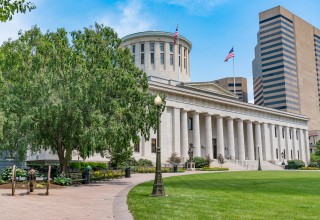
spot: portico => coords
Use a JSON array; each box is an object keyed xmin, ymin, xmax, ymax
[{"xmin": 133, "ymin": 77, "xmax": 310, "ymax": 165}]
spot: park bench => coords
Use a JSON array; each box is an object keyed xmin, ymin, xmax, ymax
[{"xmin": 69, "ymin": 172, "xmax": 86, "ymax": 186}]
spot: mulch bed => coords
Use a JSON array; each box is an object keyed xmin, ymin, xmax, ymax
[{"xmin": 0, "ymin": 181, "xmax": 65, "ymax": 189}]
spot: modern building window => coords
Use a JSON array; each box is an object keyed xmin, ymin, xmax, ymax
[
  {"xmin": 150, "ymin": 53, "xmax": 154, "ymax": 64},
  {"xmin": 160, "ymin": 42, "xmax": 164, "ymax": 52},
  {"xmin": 134, "ymin": 142, "xmax": 140, "ymax": 152},
  {"xmin": 188, "ymin": 117, "xmax": 193, "ymax": 130},
  {"xmin": 169, "ymin": 43, "xmax": 173, "ymax": 53},
  {"xmin": 141, "ymin": 43, "xmax": 144, "ymax": 52},
  {"xmin": 141, "ymin": 53, "xmax": 144, "ymax": 64},
  {"xmin": 160, "ymin": 53, "xmax": 164, "ymax": 64},
  {"xmin": 151, "ymin": 138, "xmax": 156, "ymax": 153},
  {"xmin": 170, "ymin": 54, "xmax": 173, "ymax": 65},
  {"xmin": 228, "ymin": 83, "xmax": 242, "ymax": 87},
  {"xmin": 150, "ymin": 42, "xmax": 154, "ymax": 52}
]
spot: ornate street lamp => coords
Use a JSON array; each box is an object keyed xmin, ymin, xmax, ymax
[
  {"xmin": 151, "ymin": 94, "xmax": 165, "ymax": 196},
  {"xmin": 257, "ymin": 145, "xmax": 262, "ymax": 171}
]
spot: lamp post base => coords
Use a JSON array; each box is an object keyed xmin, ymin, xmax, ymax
[{"xmin": 151, "ymin": 171, "xmax": 165, "ymax": 197}]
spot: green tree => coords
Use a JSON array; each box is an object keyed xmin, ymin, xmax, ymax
[
  {"xmin": 0, "ymin": 23, "xmax": 163, "ymax": 174},
  {"xmin": 0, "ymin": 0, "xmax": 35, "ymax": 22},
  {"xmin": 315, "ymin": 140, "xmax": 320, "ymax": 157}
]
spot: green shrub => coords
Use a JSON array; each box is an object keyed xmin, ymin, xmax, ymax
[
  {"xmin": 53, "ymin": 174, "xmax": 72, "ymax": 186},
  {"xmin": 310, "ymin": 153, "xmax": 320, "ymax": 162},
  {"xmin": 287, "ymin": 160, "xmax": 305, "ymax": 169},
  {"xmin": 0, "ymin": 176, "xmax": 6, "ymax": 184},
  {"xmin": 188, "ymin": 157, "xmax": 210, "ymax": 168},
  {"xmin": 69, "ymin": 161, "xmax": 107, "ymax": 171},
  {"xmin": 137, "ymin": 159, "xmax": 153, "ymax": 167},
  {"xmin": 1, "ymin": 167, "xmax": 27, "ymax": 181},
  {"xmin": 308, "ymin": 162, "xmax": 319, "ymax": 167},
  {"xmin": 200, "ymin": 167, "xmax": 229, "ymax": 171}
]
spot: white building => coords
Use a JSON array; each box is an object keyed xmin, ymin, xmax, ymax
[
  {"xmin": 27, "ymin": 31, "xmax": 310, "ymax": 167},
  {"xmin": 121, "ymin": 31, "xmax": 310, "ymax": 165}
]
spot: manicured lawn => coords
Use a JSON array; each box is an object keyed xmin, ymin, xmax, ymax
[{"xmin": 128, "ymin": 171, "xmax": 320, "ymax": 220}]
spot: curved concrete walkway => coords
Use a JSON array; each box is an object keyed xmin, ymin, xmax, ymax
[{"xmin": 0, "ymin": 171, "xmax": 207, "ymax": 220}]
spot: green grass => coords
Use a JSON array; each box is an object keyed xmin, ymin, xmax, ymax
[{"xmin": 128, "ymin": 171, "xmax": 320, "ymax": 220}]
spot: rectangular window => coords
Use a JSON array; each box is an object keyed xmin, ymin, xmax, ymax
[
  {"xmin": 282, "ymin": 128, "xmax": 285, "ymax": 138},
  {"xmin": 188, "ymin": 117, "xmax": 193, "ymax": 130},
  {"xmin": 169, "ymin": 43, "xmax": 173, "ymax": 52},
  {"xmin": 296, "ymin": 130, "xmax": 298, "ymax": 140},
  {"xmin": 160, "ymin": 53, "xmax": 164, "ymax": 64},
  {"xmin": 160, "ymin": 43, "xmax": 164, "ymax": 52},
  {"xmin": 141, "ymin": 53, "xmax": 144, "ymax": 64},
  {"xmin": 283, "ymin": 150, "xmax": 286, "ymax": 159},
  {"xmin": 132, "ymin": 45, "xmax": 135, "ymax": 54},
  {"xmin": 141, "ymin": 43, "xmax": 144, "ymax": 52},
  {"xmin": 170, "ymin": 54, "xmax": 173, "ymax": 65},
  {"xmin": 150, "ymin": 53, "xmax": 154, "ymax": 64},
  {"xmin": 179, "ymin": 46, "xmax": 181, "ymax": 54},
  {"xmin": 151, "ymin": 138, "xmax": 156, "ymax": 153},
  {"xmin": 291, "ymin": 150, "xmax": 293, "ymax": 159},
  {"xmin": 179, "ymin": 55, "xmax": 181, "ymax": 67},
  {"xmin": 298, "ymin": 150, "xmax": 300, "ymax": 159},
  {"xmin": 276, "ymin": 149, "xmax": 279, "ymax": 159},
  {"xmin": 134, "ymin": 142, "xmax": 140, "ymax": 152},
  {"xmin": 150, "ymin": 42, "xmax": 154, "ymax": 52},
  {"xmin": 275, "ymin": 127, "xmax": 277, "ymax": 137},
  {"xmin": 289, "ymin": 129, "xmax": 292, "ymax": 139}
]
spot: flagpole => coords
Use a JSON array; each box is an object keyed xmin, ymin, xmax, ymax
[
  {"xmin": 178, "ymin": 25, "xmax": 180, "ymax": 83},
  {"xmin": 233, "ymin": 46, "xmax": 235, "ymax": 95}
]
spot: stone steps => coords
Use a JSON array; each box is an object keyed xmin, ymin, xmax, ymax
[{"xmin": 210, "ymin": 160, "xmax": 284, "ymax": 171}]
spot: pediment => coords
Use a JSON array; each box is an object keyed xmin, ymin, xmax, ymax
[{"xmin": 183, "ymin": 81, "xmax": 238, "ymax": 98}]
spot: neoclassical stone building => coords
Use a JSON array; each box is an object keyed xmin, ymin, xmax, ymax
[{"xmin": 121, "ymin": 31, "xmax": 310, "ymax": 165}]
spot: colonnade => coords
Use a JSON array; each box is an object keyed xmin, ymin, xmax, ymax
[{"xmin": 159, "ymin": 108, "xmax": 310, "ymax": 164}]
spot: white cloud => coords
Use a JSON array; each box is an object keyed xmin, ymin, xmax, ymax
[
  {"xmin": 99, "ymin": 0, "xmax": 154, "ymax": 38},
  {"xmin": 163, "ymin": 0, "xmax": 228, "ymax": 15}
]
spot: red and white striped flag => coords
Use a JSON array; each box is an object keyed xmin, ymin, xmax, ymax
[
  {"xmin": 224, "ymin": 47, "xmax": 234, "ymax": 62},
  {"xmin": 173, "ymin": 25, "xmax": 178, "ymax": 45}
]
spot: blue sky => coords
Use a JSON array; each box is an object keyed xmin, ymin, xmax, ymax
[{"xmin": 1, "ymin": 0, "xmax": 320, "ymax": 102}]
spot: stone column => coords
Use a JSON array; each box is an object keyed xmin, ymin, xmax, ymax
[
  {"xmin": 278, "ymin": 125, "xmax": 283, "ymax": 161},
  {"xmin": 261, "ymin": 123, "xmax": 271, "ymax": 161},
  {"xmin": 284, "ymin": 126, "xmax": 290, "ymax": 160},
  {"xmin": 299, "ymin": 129, "xmax": 306, "ymax": 162},
  {"xmin": 292, "ymin": 128, "xmax": 297, "ymax": 159},
  {"xmin": 205, "ymin": 114, "xmax": 213, "ymax": 159},
  {"xmin": 254, "ymin": 122, "xmax": 262, "ymax": 160},
  {"xmin": 172, "ymin": 108, "xmax": 181, "ymax": 155},
  {"xmin": 269, "ymin": 124, "xmax": 275, "ymax": 160},
  {"xmin": 246, "ymin": 121, "xmax": 255, "ymax": 160},
  {"xmin": 304, "ymin": 129, "xmax": 310, "ymax": 164},
  {"xmin": 237, "ymin": 119, "xmax": 245, "ymax": 161},
  {"xmin": 193, "ymin": 112, "xmax": 201, "ymax": 157},
  {"xmin": 227, "ymin": 118, "xmax": 235, "ymax": 160},
  {"xmin": 216, "ymin": 115, "xmax": 225, "ymax": 158},
  {"xmin": 180, "ymin": 110, "xmax": 189, "ymax": 161}
]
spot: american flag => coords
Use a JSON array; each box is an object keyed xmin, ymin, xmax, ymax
[
  {"xmin": 173, "ymin": 25, "xmax": 178, "ymax": 45},
  {"xmin": 224, "ymin": 47, "xmax": 234, "ymax": 62}
]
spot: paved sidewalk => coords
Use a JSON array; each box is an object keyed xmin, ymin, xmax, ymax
[{"xmin": 0, "ymin": 171, "xmax": 207, "ymax": 220}]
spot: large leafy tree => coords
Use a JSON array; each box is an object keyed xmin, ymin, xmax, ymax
[
  {"xmin": 0, "ymin": 23, "xmax": 162, "ymax": 174},
  {"xmin": 0, "ymin": 0, "xmax": 35, "ymax": 22}
]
